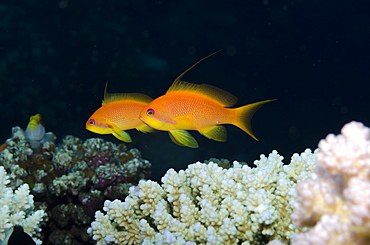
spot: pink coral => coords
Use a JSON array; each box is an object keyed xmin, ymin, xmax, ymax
[
  {"xmin": 292, "ymin": 121, "xmax": 370, "ymax": 245},
  {"xmin": 87, "ymin": 153, "xmax": 110, "ymax": 168}
]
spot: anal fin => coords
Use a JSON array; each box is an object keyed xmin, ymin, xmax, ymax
[{"xmin": 198, "ymin": 125, "xmax": 227, "ymax": 142}]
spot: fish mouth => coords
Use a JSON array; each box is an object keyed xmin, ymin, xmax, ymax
[
  {"xmin": 139, "ymin": 115, "xmax": 147, "ymax": 124},
  {"xmin": 86, "ymin": 123, "xmax": 111, "ymax": 134}
]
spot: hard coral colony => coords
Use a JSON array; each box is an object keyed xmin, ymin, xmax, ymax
[
  {"xmin": 88, "ymin": 149, "xmax": 316, "ymax": 244},
  {"xmin": 291, "ymin": 121, "xmax": 370, "ymax": 244},
  {"xmin": 0, "ymin": 166, "xmax": 45, "ymax": 245},
  {"xmin": 88, "ymin": 121, "xmax": 370, "ymax": 245},
  {"xmin": 0, "ymin": 124, "xmax": 151, "ymax": 244},
  {"xmin": 1, "ymin": 119, "xmax": 370, "ymax": 244}
]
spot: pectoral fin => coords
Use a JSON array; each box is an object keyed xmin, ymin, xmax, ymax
[
  {"xmin": 136, "ymin": 124, "xmax": 157, "ymax": 133},
  {"xmin": 198, "ymin": 125, "xmax": 227, "ymax": 142},
  {"xmin": 169, "ymin": 130, "xmax": 199, "ymax": 148}
]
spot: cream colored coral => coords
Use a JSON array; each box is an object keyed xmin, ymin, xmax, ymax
[
  {"xmin": 317, "ymin": 121, "xmax": 370, "ymax": 182},
  {"xmin": 89, "ymin": 149, "xmax": 316, "ymax": 244},
  {"xmin": 292, "ymin": 121, "xmax": 370, "ymax": 245},
  {"xmin": 0, "ymin": 166, "xmax": 46, "ymax": 244}
]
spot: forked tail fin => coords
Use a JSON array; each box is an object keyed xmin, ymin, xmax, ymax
[{"xmin": 232, "ymin": 99, "xmax": 276, "ymax": 141}]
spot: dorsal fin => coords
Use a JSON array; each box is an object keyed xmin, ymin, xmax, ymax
[
  {"xmin": 166, "ymin": 80, "xmax": 238, "ymax": 107},
  {"xmin": 166, "ymin": 50, "xmax": 238, "ymax": 107},
  {"xmin": 172, "ymin": 50, "xmax": 222, "ymax": 86},
  {"xmin": 102, "ymin": 82, "xmax": 153, "ymax": 105}
]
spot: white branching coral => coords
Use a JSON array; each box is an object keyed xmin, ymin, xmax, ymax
[
  {"xmin": 291, "ymin": 121, "xmax": 370, "ymax": 245},
  {"xmin": 0, "ymin": 166, "xmax": 46, "ymax": 244},
  {"xmin": 88, "ymin": 149, "xmax": 316, "ymax": 245}
]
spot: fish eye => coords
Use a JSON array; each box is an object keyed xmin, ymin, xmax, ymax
[
  {"xmin": 88, "ymin": 119, "xmax": 95, "ymax": 125},
  {"xmin": 147, "ymin": 108, "xmax": 155, "ymax": 116}
]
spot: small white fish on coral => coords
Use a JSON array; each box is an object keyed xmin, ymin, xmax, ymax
[
  {"xmin": 0, "ymin": 166, "xmax": 46, "ymax": 245},
  {"xmin": 291, "ymin": 121, "xmax": 370, "ymax": 245},
  {"xmin": 24, "ymin": 114, "xmax": 55, "ymax": 153},
  {"xmin": 88, "ymin": 149, "xmax": 317, "ymax": 244}
]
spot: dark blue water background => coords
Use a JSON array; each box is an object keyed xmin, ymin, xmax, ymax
[{"xmin": 0, "ymin": 0, "xmax": 369, "ymax": 180}]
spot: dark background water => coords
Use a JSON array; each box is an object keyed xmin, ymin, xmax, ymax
[{"xmin": 1, "ymin": 0, "xmax": 369, "ymax": 181}]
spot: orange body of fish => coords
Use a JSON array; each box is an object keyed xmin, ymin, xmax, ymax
[
  {"xmin": 86, "ymin": 84, "xmax": 155, "ymax": 142},
  {"xmin": 139, "ymin": 52, "xmax": 276, "ymax": 148}
]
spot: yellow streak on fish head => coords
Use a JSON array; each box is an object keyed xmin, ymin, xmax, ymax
[{"xmin": 27, "ymin": 114, "xmax": 42, "ymax": 130}]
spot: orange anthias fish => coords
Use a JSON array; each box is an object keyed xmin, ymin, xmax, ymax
[
  {"xmin": 86, "ymin": 83, "xmax": 156, "ymax": 142},
  {"xmin": 139, "ymin": 52, "xmax": 276, "ymax": 148}
]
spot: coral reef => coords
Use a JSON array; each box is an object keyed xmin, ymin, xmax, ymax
[
  {"xmin": 0, "ymin": 166, "xmax": 46, "ymax": 245},
  {"xmin": 0, "ymin": 126, "xmax": 151, "ymax": 245},
  {"xmin": 5, "ymin": 118, "xmax": 369, "ymax": 244},
  {"xmin": 291, "ymin": 121, "xmax": 370, "ymax": 244},
  {"xmin": 88, "ymin": 149, "xmax": 316, "ymax": 244}
]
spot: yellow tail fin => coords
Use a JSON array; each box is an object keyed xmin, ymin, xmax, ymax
[{"xmin": 232, "ymin": 99, "xmax": 276, "ymax": 141}]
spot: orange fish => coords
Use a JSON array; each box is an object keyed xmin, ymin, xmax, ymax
[
  {"xmin": 139, "ymin": 52, "xmax": 276, "ymax": 148},
  {"xmin": 86, "ymin": 83, "xmax": 156, "ymax": 142},
  {"xmin": 0, "ymin": 143, "xmax": 6, "ymax": 152}
]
